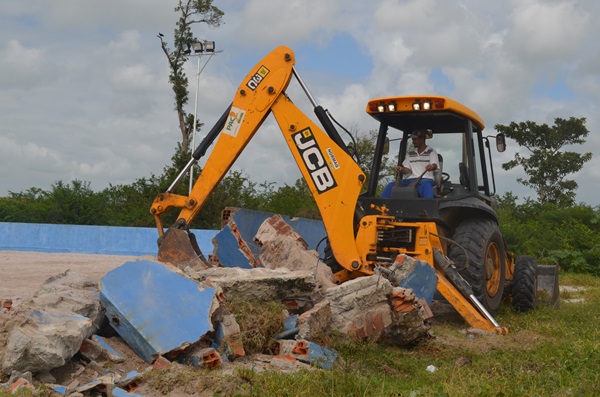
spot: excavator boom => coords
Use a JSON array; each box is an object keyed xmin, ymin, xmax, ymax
[{"xmin": 150, "ymin": 46, "xmax": 367, "ymax": 275}]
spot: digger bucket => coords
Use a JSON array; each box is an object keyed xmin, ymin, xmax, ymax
[
  {"xmin": 157, "ymin": 227, "xmax": 209, "ymax": 271},
  {"xmin": 537, "ymin": 265, "xmax": 560, "ymax": 308}
]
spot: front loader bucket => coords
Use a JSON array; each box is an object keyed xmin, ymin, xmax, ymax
[
  {"xmin": 157, "ymin": 227, "xmax": 209, "ymax": 271},
  {"xmin": 537, "ymin": 265, "xmax": 560, "ymax": 308}
]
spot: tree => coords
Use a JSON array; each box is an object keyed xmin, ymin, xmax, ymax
[
  {"xmin": 157, "ymin": 0, "xmax": 224, "ymax": 154},
  {"xmin": 495, "ymin": 117, "xmax": 592, "ymax": 206},
  {"xmin": 347, "ymin": 129, "xmax": 396, "ymax": 192}
]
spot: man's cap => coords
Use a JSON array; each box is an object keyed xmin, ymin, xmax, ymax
[{"xmin": 411, "ymin": 129, "xmax": 432, "ymax": 139}]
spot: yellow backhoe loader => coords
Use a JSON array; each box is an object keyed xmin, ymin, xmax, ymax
[{"xmin": 150, "ymin": 46, "xmax": 559, "ymax": 335}]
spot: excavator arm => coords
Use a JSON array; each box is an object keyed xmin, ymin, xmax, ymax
[
  {"xmin": 150, "ymin": 45, "xmax": 508, "ymax": 334},
  {"xmin": 150, "ymin": 46, "xmax": 368, "ymax": 276}
]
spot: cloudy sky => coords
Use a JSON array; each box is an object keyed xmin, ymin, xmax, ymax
[{"xmin": 1, "ymin": 0, "xmax": 599, "ymax": 206}]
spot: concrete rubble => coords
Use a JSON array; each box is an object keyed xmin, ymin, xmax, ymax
[{"xmin": 0, "ymin": 209, "xmax": 437, "ymax": 396}]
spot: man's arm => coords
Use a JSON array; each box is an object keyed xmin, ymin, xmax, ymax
[{"xmin": 425, "ymin": 148, "xmax": 439, "ymax": 171}]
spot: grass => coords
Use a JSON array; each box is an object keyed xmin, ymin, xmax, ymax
[
  {"xmin": 234, "ymin": 273, "xmax": 600, "ymax": 397},
  {"xmin": 2, "ymin": 273, "xmax": 598, "ymax": 396}
]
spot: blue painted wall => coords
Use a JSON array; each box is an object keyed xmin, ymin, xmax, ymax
[{"xmin": 0, "ymin": 222, "xmax": 218, "ymax": 257}]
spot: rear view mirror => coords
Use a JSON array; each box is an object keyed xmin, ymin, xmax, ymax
[
  {"xmin": 383, "ymin": 137, "xmax": 390, "ymax": 155},
  {"xmin": 496, "ymin": 133, "xmax": 506, "ymax": 152}
]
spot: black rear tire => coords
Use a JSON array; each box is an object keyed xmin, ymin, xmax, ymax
[
  {"xmin": 512, "ymin": 255, "xmax": 538, "ymax": 312},
  {"xmin": 448, "ymin": 218, "xmax": 506, "ymax": 313}
]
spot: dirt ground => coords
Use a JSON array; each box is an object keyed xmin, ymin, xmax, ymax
[
  {"xmin": 0, "ymin": 250, "xmax": 562, "ymax": 396},
  {"xmin": 0, "ymin": 251, "xmax": 151, "ymax": 299}
]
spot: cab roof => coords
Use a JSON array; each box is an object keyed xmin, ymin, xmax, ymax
[{"xmin": 366, "ymin": 95, "xmax": 485, "ymax": 134}]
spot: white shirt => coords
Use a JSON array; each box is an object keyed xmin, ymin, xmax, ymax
[{"xmin": 402, "ymin": 145, "xmax": 439, "ymax": 180}]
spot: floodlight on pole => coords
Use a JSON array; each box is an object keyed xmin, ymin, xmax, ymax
[{"xmin": 188, "ymin": 40, "xmax": 217, "ymax": 194}]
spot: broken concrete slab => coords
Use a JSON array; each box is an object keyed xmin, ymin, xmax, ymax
[
  {"xmin": 194, "ymin": 267, "xmax": 317, "ymax": 309},
  {"xmin": 255, "ymin": 214, "xmax": 337, "ymax": 293},
  {"xmin": 325, "ymin": 275, "xmax": 394, "ymax": 333},
  {"xmin": 22, "ymin": 269, "xmax": 105, "ymax": 330},
  {"xmin": 296, "ymin": 300, "xmax": 332, "ymax": 341},
  {"xmin": 2, "ymin": 310, "xmax": 95, "ymax": 373},
  {"xmin": 324, "ymin": 275, "xmax": 430, "ymax": 345},
  {"xmin": 211, "ymin": 207, "xmax": 327, "ymax": 268},
  {"xmin": 100, "ymin": 260, "xmax": 217, "ymax": 363}
]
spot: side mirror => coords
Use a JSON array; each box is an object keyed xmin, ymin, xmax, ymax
[
  {"xmin": 383, "ymin": 137, "xmax": 390, "ymax": 155},
  {"xmin": 496, "ymin": 133, "xmax": 506, "ymax": 152}
]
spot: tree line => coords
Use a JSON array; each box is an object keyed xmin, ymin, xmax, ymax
[
  {"xmin": 2, "ymin": 0, "xmax": 597, "ymax": 276},
  {"xmin": 1, "ymin": 146, "xmax": 598, "ymax": 276}
]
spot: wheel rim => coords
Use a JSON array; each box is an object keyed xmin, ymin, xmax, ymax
[{"xmin": 485, "ymin": 242, "xmax": 502, "ymax": 296}]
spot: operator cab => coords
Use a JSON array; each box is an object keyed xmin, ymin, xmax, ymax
[{"xmin": 361, "ymin": 95, "xmax": 506, "ymax": 227}]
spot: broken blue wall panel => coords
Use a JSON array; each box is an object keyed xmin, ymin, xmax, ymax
[
  {"xmin": 283, "ymin": 315, "xmax": 298, "ymax": 331},
  {"xmin": 306, "ymin": 342, "xmax": 338, "ymax": 370},
  {"xmin": 52, "ymin": 385, "xmax": 67, "ymax": 395},
  {"xmin": 100, "ymin": 260, "xmax": 215, "ymax": 363},
  {"xmin": 275, "ymin": 327, "xmax": 299, "ymax": 340},
  {"xmin": 0, "ymin": 222, "xmax": 217, "ymax": 256},
  {"xmin": 213, "ymin": 208, "xmax": 327, "ymax": 267},
  {"xmin": 398, "ymin": 260, "xmax": 438, "ymax": 304},
  {"xmin": 112, "ymin": 387, "xmax": 144, "ymax": 397},
  {"xmin": 92, "ymin": 335, "xmax": 125, "ymax": 361},
  {"xmin": 276, "ymin": 314, "xmax": 300, "ymax": 339},
  {"xmin": 116, "ymin": 371, "xmax": 140, "ymax": 386},
  {"xmin": 212, "ymin": 224, "xmax": 253, "ymax": 269}
]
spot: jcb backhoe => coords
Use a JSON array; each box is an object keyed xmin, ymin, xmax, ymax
[{"xmin": 150, "ymin": 46, "xmax": 559, "ymax": 335}]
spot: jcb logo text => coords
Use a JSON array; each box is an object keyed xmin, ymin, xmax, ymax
[{"xmin": 293, "ymin": 129, "xmax": 337, "ymax": 193}]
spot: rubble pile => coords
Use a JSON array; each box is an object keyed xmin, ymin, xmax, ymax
[{"xmin": 0, "ymin": 212, "xmax": 437, "ymax": 396}]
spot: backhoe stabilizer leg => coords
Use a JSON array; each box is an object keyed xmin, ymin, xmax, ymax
[
  {"xmin": 432, "ymin": 249, "xmax": 507, "ymax": 334},
  {"xmin": 435, "ymin": 271, "xmax": 508, "ymax": 335}
]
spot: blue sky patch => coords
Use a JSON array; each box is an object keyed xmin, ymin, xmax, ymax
[
  {"xmin": 429, "ymin": 68, "xmax": 455, "ymax": 95},
  {"xmin": 532, "ymin": 75, "xmax": 573, "ymax": 100},
  {"xmin": 295, "ymin": 32, "xmax": 372, "ymax": 79}
]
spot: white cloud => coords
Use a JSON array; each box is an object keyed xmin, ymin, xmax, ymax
[
  {"xmin": 0, "ymin": 0, "xmax": 599, "ymax": 207},
  {"xmin": 236, "ymin": 0, "xmax": 342, "ymax": 47},
  {"xmin": 111, "ymin": 64, "xmax": 155, "ymax": 93},
  {"xmin": 107, "ymin": 31, "xmax": 142, "ymax": 55},
  {"xmin": 506, "ymin": 0, "xmax": 589, "ymax": 63},
  {"xmin": 0, "ymin": 40, "xmax": 47, "ymax": 89}
]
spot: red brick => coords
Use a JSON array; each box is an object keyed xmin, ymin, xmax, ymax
[{"xmin": 152, "ymin": 356, "xmax": 172, "ymax": 369}]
